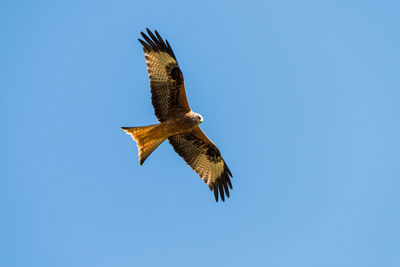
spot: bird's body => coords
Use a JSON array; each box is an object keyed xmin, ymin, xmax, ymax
[
  {"xmin": 122, "ymin": 29, "xmax": 232, "ymax": 202},
  {"xmin": 161, "ymin": 111, "xmax": 204, "ymax": 136},
  {"xmin": 122, "ymin": 111, "xmax": 202, "ymax": 164}
]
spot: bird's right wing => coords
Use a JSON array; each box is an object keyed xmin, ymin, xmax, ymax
[{"xmin": 138, "ymin": 28, "xmax": 191, "ymax": 122}]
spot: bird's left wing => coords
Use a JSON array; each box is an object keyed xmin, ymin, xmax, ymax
[{"xmin": 168, "ymin": 127, "xmax": 233, "ymax": 202}]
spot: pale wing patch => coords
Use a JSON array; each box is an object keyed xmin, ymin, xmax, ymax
[
  {"xmin": 192, "ymin": 154, "xmax": 225, "ymax": 186},
  {"xmin": 145, "ymin": 51, "xmax": 176, "ymax": 81},
  {"xmin": 146, "ymin": 51, "xmax": 176, "ymax": 66}
]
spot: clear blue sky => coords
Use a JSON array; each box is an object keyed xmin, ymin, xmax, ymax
[{"xmin": 1, "ymin": 1, "xmax": 399, "ymax": 266}]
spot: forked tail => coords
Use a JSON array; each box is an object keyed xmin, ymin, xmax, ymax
[{"xmin": 121, "ymin": 124, "xmax": 167, "ymax": 165}]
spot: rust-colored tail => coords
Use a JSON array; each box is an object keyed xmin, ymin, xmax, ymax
[{"xmin": 121, "ymin": 124, "xmax": 167, "ymax": 165}]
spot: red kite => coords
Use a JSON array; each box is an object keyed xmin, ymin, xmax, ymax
[{"xmin": 122, "ymin": 29, "xmax": 232, "ymax": 202}]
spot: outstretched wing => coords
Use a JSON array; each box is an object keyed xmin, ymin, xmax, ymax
[
  {"xmin": 138, "ymin": 28, "xmax": 191, "ymax": 122},
  {"xmin": 168, "ymin": 127, "xmax": 233, "ymax": 202}
]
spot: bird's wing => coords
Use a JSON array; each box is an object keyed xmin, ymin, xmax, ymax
[
  {"xmin": 138, "ymin": 28, "xmax": 191, "ymax": 122},
  {"xmin": 168, "ymin": 127, "xmax": 233, "ymax": 202}
]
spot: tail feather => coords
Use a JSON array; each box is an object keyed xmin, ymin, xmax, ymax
[{"xmin": 121, "ymin": 124, "xmax": 166, "ymax": 165}]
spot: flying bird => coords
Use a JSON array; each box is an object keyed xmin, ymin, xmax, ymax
[{"xmin": 121, "ymin": 28, "xmax": 232, "ymax": 202}]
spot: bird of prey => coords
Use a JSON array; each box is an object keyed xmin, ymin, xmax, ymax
[{"xmin": 121, "ymin": 28, "xmax": 232, "ymax": 202}]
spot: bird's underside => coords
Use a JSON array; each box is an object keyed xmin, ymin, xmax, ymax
[{"xmin": 121, "ymin": 28, "xmax": 232, "ymax": 202}]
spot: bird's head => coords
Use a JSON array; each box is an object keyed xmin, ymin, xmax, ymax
[{"xmin": 193, "ymin": 112, "xmax": 203, "ymax": 124}]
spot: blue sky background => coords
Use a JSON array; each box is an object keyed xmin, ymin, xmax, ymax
[{"xmin": 1, "ymin": 1, "xmax": 399, "ymax": 266}]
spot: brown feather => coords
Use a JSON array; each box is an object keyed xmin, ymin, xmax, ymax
[
  {"xmin": 121, "ymin": 125, "xmax": 167, "ymax": 165},
  {"xmin": 138, "ymin": 29, "xmax": 190, "ymax": 122},
  {"xmin": 168, "ymin": 127, "xmax": 233, "ymax": 202}
]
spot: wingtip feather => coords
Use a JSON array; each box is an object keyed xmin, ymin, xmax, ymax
[
  {"xmin": 213, "ymin": 184, "xmax": 219, "ymax": 202},
  {"xmin": 139, "ymin": 29, "xmax": 177, "ymax": 60},
  {"xmin": 218, "ymin": 182, "xmax": 225, "ymax": 202}
]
